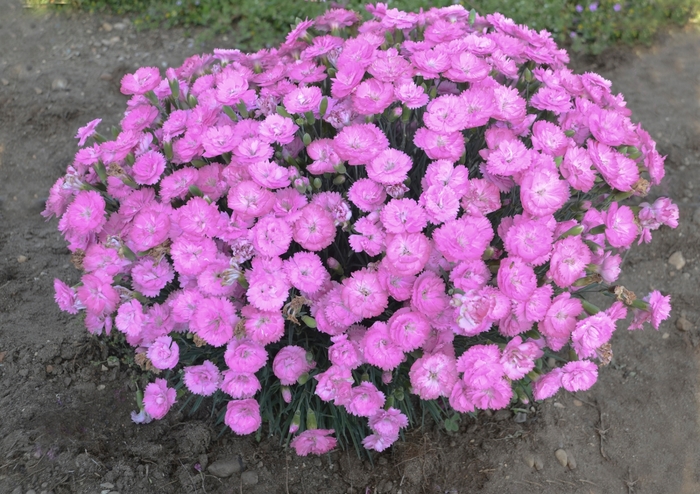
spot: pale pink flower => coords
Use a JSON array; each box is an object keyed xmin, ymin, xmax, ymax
[
  {"xmin": 377, "ymin": 259, "xmax": 416, "ymax": 302},
  {"xmin": 170, "ymin": 235, "xmax": 218, "ymax": 277},
  {"xmin": 362, "ymin": 321, "xmax": 405, "ymax": 371},
  {"xmin": 411, "ymin": 271, "xmax": 448, "ymax": 318},
  {"xmin": 75, "ymin": 118, "xmax": 102, "ymax": 147},
  {"xmin": 328, "ymin": 334, "xmax": 362, "ymax": 369},
  {"xmin": 352, "ymin": 79, "xmax": 395, "ymax": 115},
  {"xmin": 76, "ymin": 270, "xmax": 120, "ymax": 316},
  {"xmin": 293, "ymin": 204, "xmax": 337, "ymax": 251},
  {"xmin": 121, "ymin": 67, "xmax": 161, "ymax": 95},
  {"xmin": 216, "ymin": 72, "xmax": 249, "ymax": 106},
  {"xmin": 366, "ymin": 148, "xmax": 413, "ymax": 185},
  {"xmin": 461, "ymin": 178, "xmax": 501, "ymax": 216},
  {"xmin": 424, "ymin": 94, "xmax": 468, "ymax": 133},
  {"xmin": 485, "ymin": 139, "xmax": 531, "ymax": 176},
  {"xmin": 290, "ymin": 430, "xmax": 337, "ymax": 456},
  {"xmin": 500, "ymin": 336, "xmax": 543, "ymax": 380},
  {"xmin": 520, "ymin": 168, "xmax": 570, "ymax": 217},
  {"xmin": 503, "ymin": 215, "xmax": 554, "ymax": 265},
  {"xmin": 227, "ymin": 180, "xmax": 276, "ymax": 219},
  {"xmin": 561, "ymin": 360, "xmax": 598, "ymax": 392},
  {"xmin": 572, "ymin": 312, "xmax": 616, "ymax": 359},
  {"xmin": 432, "ymin": 215, "xmax": 494, "ymax": 263},
  {"xmin": 347, "ymin": 382, "xmax": 385, "ymax": 417},
  {"xmin": 131, "ymin": 257, "xmax": 175, "ymax": 297},
  {"xmin": 629, "ymin": 290, "xmax": 672, "ymax": 330},
  {"xmin": 314, "ymin": 365, "xmax": 354, "ymax": 404},
  {"xmin": 283, "ymin": 86, "xmax": 323, "ymax": 114},
  {"xmin": 368, "ymin": 407, "xmax": 408, "ymax": 441},
  {"xmin": 420, "ymin": 184, "xmax": 460, "ymax": 224},
  {"xmin": 589, "ymin": 107, "xmax": 636, "ymax": 147},
  {"xmin": 457, "ymin": 344, "xmax": 504, "ymax": 390},
  {"xmin": 160, "ymin": 167, "xmax": 199, "ymax": 202},
  {"xmin": 147, "ymin": 336, "xmax": 179, "ymax": 369},
  {"xmin": 191, "ymin": 297, "xmax": 238, "ymax": 347},
  {"xmin": 143, "ymin": 378, "xmax": 176, "ymax": 420},
  {"xmin": 225, "ymin": 337, "xmax": 268, "ymax": 373},
  {"xmin": 348, "ymin": 179, "xmax": 387, "ymax": 212},
  {"xmin": 561, "ymin": 146, "xmax": 596, "ymax": 192},
  {"xmin": 258, "ymin": 114, "xmax": 298, "ymax": 145},
  {"xmin": 380, "ymin": 198, "xmax": 427, "ymax": 234},
  {"xmin": 240, "ymin": 305, "xmax": 285, "ymax": 345},
  {"xmin": 128, "ymin": 205, "xmax": 171, "ymax": 252},
  {"xmin": 64, "ymin": 190, "xmax": 106, "ymax": 235},
  {"xmin": 284, "ymin": 252, "xmax": 329, "ymax": 295},
  {"xmin": 466, "ymin": 378, "xmax": 513, "ymax": 410},
  {"xmin": 341, "ymin": 268, "xmax": 389, "ymax": 319},
  {"xmin": 54, "ymin": 279, "xmax": 83, "ymax": 314},
  {"xmin": 548, "ymin": 236, "xmax": 591, "ymax": 288},
  {"xmin": 532, "ymin": 368, "xmax": 563, "ymax": 400},
  {"xmin": 250, "ymin": 214, "xmax": 293, "ymax": 258},
  {"xmin": 449, "ymin": 260, "xmax": 491, "ymax": 291},
  {"xmin": 531, "ymin": 121, "xmax": 569, "ymax": 157},
  {"xmin": 115, "ymin": 299, "xmax": 145, "ymax": 338},
  {"xmin": 444, "ymin": 51, "xmax": 490, "ymax": 83},
  {"xmin": 394, "ymin": 79, "xmax": 429, "ymax": 109},
  {"xmin": 530, "ymin": 86, "xmax": 572, "ymax": 114},
  {"xmin": 221, "ymin": 370, "xmax": 262, "ymax": 399},
  {"xmin": 225, "ymin": 399, "xmax": 262, "ymax": 435},
  {"xmin": 384, "ymin": 232, "xmax": 431, "ymax": 276},
  {"xmin": 409, "ymin": 353, "xmax": 458, "ymax": 400},
  {"xmin": 605, "ymin": 202, "xmax": 638, "ymax": 249},
  {"xmin": 449, "ymin": 380, "xmax": 475, "ymax": 413},
  {"xmin": 182, "ymin": 360, "xmax": 221, "ymax": 396},
  {"xmin": 413, "ymin": 128, "xmax": 465, "ymax": 161},
  {"xmin": 587, "ymin": 140, "xmax": 639, "ymax": 192},
  {"xmin": 273, "ymin": 346, "xmax": 314, "ymax": 385},
  {"xmin": 387, "ymin": 308, "xmax": 430, "ymax": 352},
  {"xmin": 497, "ymin": 257, "xmax": 537, "ymax": 302}
]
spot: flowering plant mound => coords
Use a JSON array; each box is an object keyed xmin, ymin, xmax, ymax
[{"xmin": 48, "ymin": 3, "xmax": 677, "ymax": 456}]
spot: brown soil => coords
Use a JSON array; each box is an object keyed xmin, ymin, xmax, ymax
[{"xmin": 1, "ymin": 2, "xmax": 699, "ymax": 493}]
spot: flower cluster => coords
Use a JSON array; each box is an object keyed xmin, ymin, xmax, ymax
[{"xmin": 48, "ymin": 3, "xmax": 676, "ymax": 456}]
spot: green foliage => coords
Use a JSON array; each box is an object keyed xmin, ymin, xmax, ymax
[{"xmin": 66, "ymin": 0, "xmax": 697, "ymax": 55}]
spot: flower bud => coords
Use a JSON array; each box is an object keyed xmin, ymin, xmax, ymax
[
  {"xmin": 559, "ymin": 225, "xmax": 584, "ymax": 239},
  {"xmin": 303, "ymin": 133, "xmax": 312, "ymax": 146},
  {"xmin": 282, "ymin": 386, "xmax": 293, "ymax": 403},
  {"xmin": 289, "ymin": 409, "xmax": 301, "ymax": 434},
  {"xmin": 333, "ymin": 175, "xmax": 346, "ymax": 185},
  {"xmin": 306, "ymin": 409, "xmax": 317, "ymax": 430}
]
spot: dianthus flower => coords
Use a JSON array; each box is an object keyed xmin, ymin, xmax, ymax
[
  {"xmin": 64, "ymin": 190, "xmax": 106, "ymax": 235},
  {"xmin": 225, "ymin": 337, "xmax": 268, "ymax": 373},
  {"xmin": 221, "ymin": 370, "xmax": 262, "ymax": 399},
  {"xmin": 283, "ymin": 86, "xmax": 323, "ymax": 114},
  {"xmin": 348, "ymin": 178, "xmax": 387, "ymax": 212},
  {"xmin": 605, "ymin": 202, "xmax": 638, "ymax": 249},
  {"xmin": 290, "ymin": 430, "xmax": 337, "ymax": 456},
  {"xmin": 532, "ymin": 368, "xmax": 563, "ymax": 400},
  {"xmin": 191, "ymin": 297, "xmax": 238, "ymax": 347},
  {"xmin": 380, "ymin": 198, "xmax": 427, "ymax": 234},
  {"xmin": 457, "ymin": 344, "xmax": 504, "ymax": 390},
  {"xmin": 225, "ymin": 399, "xmax": 262, "ymax": 435},
  {"xmin": 560, "ymin": 146, "xmax": 596, "ymax": 192},
  {"xmin": 413, "ymin": 128, "xmax": 465, "ymax": 161},
  {"xmin": 366, "ymin": 148, "xmax": 412, "ymax": 185},
  {"xmin": 520, "ymin": 167, "xmax": 570, "ymax": 217},
  {"xmin": 409, "ymin": 353, "xmax": 458, "ymax": 400},
  {"xmin": 500, "ymin": 336, "xmax": 543, "ymax": 380},
  {"xmin": 497, "ymin": 257, "xmax": 537, "ymax": 302},
  {"xmin": 362, "ymin": 321, "xmax": 405, "ymax": 371},
  {"xmin": 548, "ymin": 236, "xmax": 591, "ymax": 288},
  {"xmin": 433, "ymin": 215, "xmax": 494, "ymax": 262},
  {"xmin": 341, "ymin": 268, "xmax": 389, "ymax": 319},
  {"xmin": 384, "ymin": 232, "xmax": 431, "ymax": 276},
  {"xmin": 143, "ymin": 378, "xmax": 176, "ymax": 420},
  {"xmin": 571, "ymin": 311, "xmax": 616, "ymax": 359},
  {"xmin": 131, "ymin": 257, "xmax": 175, "ymax": 297},
  {"xmin": 121, "ymin": 67, "xmax": 161, "ymax": 95},
  {"xmin": 53, "ymin": 279, "xmax": 83, "ymax": 314},
  {"xmin": 273, "ymin": 346, "xmax": 315, "ymax": 385},
  {"xmin": 293, "ymin": 204, "xmax": 337, "ymax": 251},
  {"xmin": 629, "ymin": 290, "xmax": 672, "ymax": 330},
  {"xmin": 347, "ymin": 382, "xmax": 386, "ymax": 417},
  {"xmin": 560, "ymin": 360, "xmax": 598, "ymax": 392},
  {"xmin": 182, "ymin": 360, "xmax": 221, "ymax": 396},
  {"xmin": 284, "ymin": 252, "xmax": 329, "ymax": 295},
  {"xmin": 76, "ymin": 270, "xmax": 120, "ymax": 316},
  {"xmin": 146, "ymin": 335, "xmax": 179, "ymax": 370},
  {"xmin": 485, "ymin": 139, "xmax": 531, "ymax": 176}
]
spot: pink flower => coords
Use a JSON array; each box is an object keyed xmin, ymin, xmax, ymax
[
  {"xmin": 449, "ymin": 380, "xmax": 475, "ymax": 413},
  {"xmin": 290, "ymin": 430, "xmax": 337, "ymax": 456},
  {"xmin": 258, "ymin": 114, "xmax": 298, "ymax": 145},
  {"xmin": 572, "ymin": 312, "xmax": 616, "ymax": 359},
  {"xmin": 485, "ymin": 139, "xmax": 531, "ymax": 177},
  {"xmin": 240, "ymin": 305, "xmax": 284, "ymax": 345},
  {"xmin": 520, "ymin": 168, "xmax": 570, "ymax": 217},
  {"xmin": 54, "ymin": 279, "xmax": 83, "ymax": 314},
  {"xmin": 273, "ymin": 346, "xmax": 315, "ymax": 385},
  {"xmin": 129, "ymin": 205, "xmax": 171, "ymax": 252},
  {"xmin": 420, "ymin": 184, "xmax": 460, "ymax": 224},
  {"xmin": 178, "ymin": 197, "xmax": 220, "ymax": 237},
  {"xmin": 588, "ymin": 140, "xmax": 639, "ymax": 192},
  {"xmin": 394, "ymin": 79, "xmax": 429, "ymax": 109},
  {"xmin": 465, "ymin": 378, "xmax": 513, "ymax": 410},
  {"xmin": 348, "ymin": 179, "xmax": 387, "ymax": 212},
  {"xmin": 461, "ymin": 178, "xmax": 501, "ymax": 216},
  {"xmin": 331, "ymin": 61, "xmax": 366, "ymax": 98},
  {"xmin": 284, "ymin": 252, "xmax": 329, "ymax": 295},
  {"xmin": 531, "ymin": 121, "xmax": 569, "ymax": 157},
  {"xmin": 605, "ymin": 202, "xmax": 638, "ymax": 249},
  {"xmin": 629, "ymin": 290, "xmax": 672, "ymax": 330},
  {"xmin": 147, "ymin": 336, "xmax": 180, "ymax": 370},
  {"xmin": 131, "ymin": 257, "xmax": 175, "ymax": 297},
  {"xmin": 191, "ymin": 297, "xmax": 239, "ymax": 347},
  {"xmin": 227, "ymin": 180, "xmax": 276, "ymax": 219},
  {"xmin": 341, "ymin": 269, "xmax": 389, "ymax": 319},
  {"xmin": 380, "ymin": 198, "xmax": 427, "ymax": 234},
  {"xmin": 532, "ymin": 368, "xmax": 563, "ymax": 400},
  {"xmin": 170, "ymin": 235, "xmax": 218, "ymax": 277},
  {"xmin": 530, "ymin": 86, "xmax": 572, "ymax": 114},
  {"xmin": 64, "ymin": 190, "xmax": 106, "ymax": 235},
  {"xmin": 328, "ymin": 334, "xmax": 362, "ymax": 369},
  {"xmin": 411, "ymin": 271, "xmax": 448, "ymax": 318},
  {"xmin": 183, "ymin": 361, "xmax": 221, "ymax": 396},
  {"xmin": 362, "ymin": 321, "xmax": 405, "ymax": 371},
  {"xmin": 293, "ymin": 204, "xmax": 337, "ymax": 251},
  {"xmin": 413, "ymin": 128, "xmax": 465, "ymax": 161},
  {"xmin": 221, "ymin": 370, "xmax": 262, "ymax": 399},
  {"xmin": 561, "ymin": 360, "xmax": 598, "ymax": 392},
  {"xmin": 283, "ymin": 86, "xmax": 323, "ymax": 114},
  {"xmin": 409, "ymin": 353, "xmax": 458, "ymax": 400},
  {"xmin": 424, "ymin": 94, "xmax": 468, "ymax": 133},
  {"xmin": 561, "ymin": 146, "xmax": 596, "ymax": 192},
  {"xmin": 450, "ymin": 260, "xmax": 491, "ymax": 291},
  {"xmin": 225, "ymin": 399, "xmax": 262, "ymax": 435},
  {"xmin": 160, "ymin": 167, "xmax": 199, "ymax": 202},
  {"xmin": 541, "ymin": 292, "xmax": 582, "ymax": 350},
  {"xmin": 548, "ymin": 236, "xmax": 591, "ymax": 288},
  {"xmin": 250, "ymin": 214, "xmax": 293, "ymax": 257},
  {"xmin": 457, "ymin": 344, "xmax": 504, "ymax": 390},
  {"xmin": 143, "ymin": 378, "xmax": 176, "ymax": 420},
  {"xmin": 225, "ymin": 337, "xmax": 268, "ymax": 373},
  {"xmin": 121, "ymin": 67, "xmax": 161, "ymax": 95},
  {"xmin": 216, "ymin": 72, "xmax": 249, "ymax": 106},
  {"xmin": 500, "ymin": 336, "xmax": 543, "ymax": 380},
  {"xmin": 366, "ymin": 148, "xmax": 413, "ymax": 185},
  {"xmin": 115, "ymin": 299, "xmax": 145, "ymax": 338},
  {"xmin": 315, "ymin": 365, "xmax": 354, "ymax": 404},
  {"xmin": 76, "ymin": 271, "xmax": 120, "ymax": 316},
  {"xmin": 444, "ymin": 51, "xmax": 490, "ymax": 83},
  {"xmin": 384, "ymin": 232, "xmax": 431, "ymax": 276},
  {"xmin": 497, "ymin": 257, "xmax": 537, "ymax": 302},
  {"xmin": 433, "ymin": 215, "xmax": 494, "ymax": 262},
  {"xmin": 352, "ymin": 79, "xmax": 395, "ymax": 115},
  {"xmin": 248, "ymin": 160, "xmax": 290, "ymax": 190},
  {"xmin": 387, "ymin": 308, "xmax": 430, "ymax": 352},
  {"xmin": 75, "ymin": 118, "xmax": 101, "ymax": 147},
  {"xmin": 347, "ymin": 382, "xmax": 385, "ymax": 417}
]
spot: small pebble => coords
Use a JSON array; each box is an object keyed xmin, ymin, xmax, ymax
[
  {"xmin": 546, "ymin": 357, "xmax": 556, "ymax": 368},
  {"xmin": 17, "ymin": 255, "xmax": 28, "ymax": 263},
  {"xmin": 567, "ymin": 452, "xmax": 577, "ymax": 470},
  {"xmin": 662, "ymin": 332, "xmax": 670, "ymax": 339},
  {"xmin": 669, "ymin": 251, "xmax": 686, "ymax": 270},
  {"xmin": 102, "ymin": 22, "xmax": 113, "ymax": 31},
  {"xmin": 573, "ymin": 399, "xmax": 583, "ymax": 407},
  {"xmin": 676, "ymin": 317, "xmax": 693, "ymax": 331},
  {"xmin": 34, "ymin": 87, "xmax": 42, "ymax": 95},
  {"xmin": 51, "ymin": 77, "xmax": 68, "ymax": 90},
  {"xmin": 533, "ymin": 456, "xmax": 544, "ymax": 471},
  {"xmin": 555, "ymin": 449, "xmax": 568, "ymax": 467},
  {"xmin": 553, "ymin": 402, "xmax": 565, "ymax": 409},
  {"xmin": 100, "ymin": 484, "xmax": 114, "ymax": 489},
  {"xmin": 1, "ymin": 78, "xmax": 8, "ymax": 86},
  {"xmin": 100, "ymin": 72, "xmax": 113, "ymax": 81},
  {"xmin": 683, "ymin": 272, "xmax": 691, "ymax": 279},
  {"xmin": 97, "ymin": 384, "xmax": 106, "ymax": 390},
  {"xmin": 514, "ymin": 412, "xmax": 527, "ymax": 423},
  {"xmin": 208, "ymin": 457, "xmax": 243, "ymax": 478},
  {"xmin": 493, "ymin": 409, "xmax": 511, "ymax": 422},
  {"xmin": 523, "ymin": 453, "xmax": 535, "ymax": 468},
  {"xmin": 241, "ymin": 470, "xmax": 258, "ymax": 486}
]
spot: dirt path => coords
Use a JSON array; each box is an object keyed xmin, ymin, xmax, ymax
[{"xmin": 1, "ymin": 1, "xmax": 699, "ymax": 492}]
